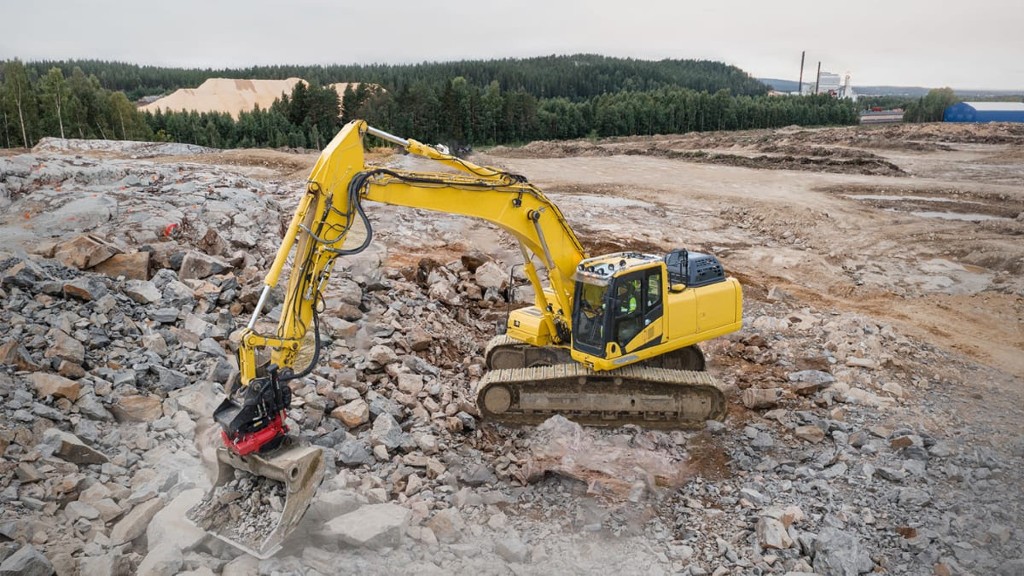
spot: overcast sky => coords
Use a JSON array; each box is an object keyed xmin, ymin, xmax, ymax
[{"xmin": 2, "ymin": 0, "xmax": 1022, "ymax": 90}]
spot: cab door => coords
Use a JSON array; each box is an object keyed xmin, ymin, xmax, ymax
[{"xmin": 612, "ymin": 268, "xmax": 663, "ymax": 354}]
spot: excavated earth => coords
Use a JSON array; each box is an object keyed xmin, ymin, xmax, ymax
[{"xmin": 0, "ymin": 123, "xmax": 1022, "ymax": 576}]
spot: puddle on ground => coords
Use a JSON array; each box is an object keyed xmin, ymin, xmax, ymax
[
  {"xmin": 910, "ymin": 211, "xmax": 1009, "ymax": 222},
  {"xmin": 908, "ymin": 258, "xmax": 993, "ymax": 295},
  {"xmin": 845, "ymin": 194, "xmax": 982, "ymax": 204}
]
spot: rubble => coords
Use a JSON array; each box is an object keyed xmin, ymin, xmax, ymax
[
  {"xmin": 186, "ymin": 472, "xmax": 285, "ymax": 552},
  {"xmin": 0, "ymin": 127, "xmax": 1021, "ymax": 575}
]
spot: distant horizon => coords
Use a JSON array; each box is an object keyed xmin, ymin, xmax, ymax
[
  {"xmin": 2, "ymin": 0, "xmax": 1021, "ymax": 90},
  {"xmin": 5, "ymin": 53, "xmax": 1022, "ymax": 95}
]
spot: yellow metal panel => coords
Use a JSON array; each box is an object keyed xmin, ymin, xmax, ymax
[
  {"xmin": 665, "ymin": 288, "xmax": 697, "ymax": 340},
  {"xmin": 695, "ymin": 278, "xmax": 742, "ymax": 332},
  {"xmin": 506, "ymin": 307, "xmax": 553, "ymax": 346}
]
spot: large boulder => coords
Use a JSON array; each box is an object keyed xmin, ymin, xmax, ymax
[
  {"xmin": 29, "ymin": 373, "xmax": 81, "ymax": 401},
  {"xmin": 110, "ymin": 498, "xmax": 165, "ymax": 545},
  {"xmin": 179, "ymin": 250, "xmax": 230, "ymax": 281},
  {"xmin": 474, "ymin": 261, "xmax": 508, "ymax": 291},
  {"xmin": 320, "ymin": 503, "xmax": 410, "ymax": 549},
  {"xmin": 92, "ymin": 252, "xmax": 150, "ymax": 280},
  {"xmin": 0, "ymin": 545, "xmax": 53, "ymax": 576},
  {"xmin": 53, "ymin": 234, "xmax": 119, "ymax": 270},
  {"xmin": 146, "ymin": 489, "xmax": 206, "ymax": 553},
  {"xmin": 41, "ymin": 429, "xmax": 108, "ymax": 465}
]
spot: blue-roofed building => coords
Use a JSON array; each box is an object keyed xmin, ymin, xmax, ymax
[{"xmin": 944, "ymin": 102, "xmax": 1024, "ymax": 123}]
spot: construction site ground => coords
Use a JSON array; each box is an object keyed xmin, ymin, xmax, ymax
[{"xmin": 0, "ymin": 122, "xmax": 1021, "ymax": 575}]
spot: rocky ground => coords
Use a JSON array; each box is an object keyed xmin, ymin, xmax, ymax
[{"xmin": 0, "ymin": 124, "xmax": 1022, "ymax": 576}]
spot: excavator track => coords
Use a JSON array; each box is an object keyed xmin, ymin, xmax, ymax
[{"xmin": 476, "ymin": 337, "xmax": 727, "ymax": 428}]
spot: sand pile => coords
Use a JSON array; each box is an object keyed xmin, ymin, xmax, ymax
[{"xmin": 139, "ymin": 78, "xmax": 363, "ymax": 119}]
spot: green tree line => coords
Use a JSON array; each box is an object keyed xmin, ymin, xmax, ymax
[
  {"xmin": 22, "ymin": 55, "xmax": 770, "ymax": 101},
  {"xmin": 4, "ymin": 57, "xmax": 858, "ymax": 151},
  {"xmin": 1, "ymin": 60, "xmax": 151, "ymax": 147}
]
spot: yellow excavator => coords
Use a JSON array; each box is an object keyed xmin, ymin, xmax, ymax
[{"xmin": 190, "ymin": 120, "xmax": 743, "ymax": 557}]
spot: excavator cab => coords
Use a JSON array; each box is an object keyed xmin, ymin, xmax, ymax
[
  {"xmin": 571, "ymin": 253, "xmax": 665, "ymax": 362},
  {"xmin": 569, "ymin": 250, "xmax": 741, "ymax": 372}
]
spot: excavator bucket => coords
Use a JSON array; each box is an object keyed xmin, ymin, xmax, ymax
[{"xmin": 187, "ymin": 439, "xmax": 324, "ymax": 559}]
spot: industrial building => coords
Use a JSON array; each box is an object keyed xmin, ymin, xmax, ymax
[{"xmin": 943, "ymin": 102, "xmax": 1024, "ymax": 123}]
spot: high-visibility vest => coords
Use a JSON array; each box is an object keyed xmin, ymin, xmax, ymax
[{"xmin": 620, "ymin": 295, "xmax": 637, "ymax": 314}]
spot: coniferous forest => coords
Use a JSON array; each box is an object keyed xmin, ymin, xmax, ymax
[{"xmin": 2, "ymin": 55, "xmax": 860, "ymax": 150}]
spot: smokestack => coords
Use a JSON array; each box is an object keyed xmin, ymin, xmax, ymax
[
  {"xmin": 815, "ymin": 61, "xmax": 822, "ymax": 95},
  {"xmin": 798, "ymin": 51, "xmax": 805, "ymax": 95}
]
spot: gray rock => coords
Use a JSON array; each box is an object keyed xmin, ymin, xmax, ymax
[
  {"xmin": 179, "ymin": 251, "xmax": 230, "ymax": 281},
  {"xmin": 221, "ymin": 555, "xmax": 259, "ymax": 576},
  {"xmin": 999, "ymin": 559, "xmax": 1024, "ymax": 576},
  {"xmin": 495, "ymin": 535, "xmax": 529, "ymax": 563},
  {"xmin": 136, "ymin": 543, "xmax": 183, "ymax": 576},
  {"xmin": 65, "ymin": 501, "xmax": 100, "ymax": 521},
  {"xmin": 813, "ymin": 527, "xmax": 874, "ymax": 576},
  {"xmin": 335, "ymin": 278, "xmax": 363, "ymax": 306},
  {"xmin": 740, "ymin": 488, "xmax": 767, "ymax": 506},
  {"xmin": 788, "ymin": 370, "xmax": 835, "ymax": 386},
  {"xmin": 160, "ymin": 280, "xmax": 195, "ymax": 309},
  {"xmin": 705, "ymin": 420, "xmax": 727, "ymax": 434},
  {"xmin": 75, "ymin": 393, "xmax": 113, "ymax": 421},
  {"xmin": 183, "ymin": 314, "xmax": 214, "ymax": 339},
  {"xmin": 44, "ymin": 330, "xmax": 85, "ymax": 365},
  {"xmin": 124, "ymin": 280, "xmax": 162, "ymax": 304},
  {"xmin": 146, "ymin": 489, "xmax": 205, "ymax": 553},
  {"xmin": 756, "ymin": 517, "xmax": 793, "ymax": 549},
  {"xmin": 1, "ymin": 259, "xmax": 50, "ymax": 290},
  {"xmin": 41, "ymin": 429, "xmax": 108, "ymax": 465},
  {"xmin": 474, "ymin": 261, "xmax": 508, "ymax": 291},
  {"xmin": 337, "ymin": 439, "xmax": 373, "ymax": 467},
  {"xmin": 368, "ymin": 345, "xmax": 399, "ymax": 366},
  {"xmin": 150, "ymin": 308, "xmax": 179, "ymax": 323},
  {"xmin": 78, "ymin": 554, "xmax": 131, "ymax": 576},
  {"xmin": 750, "ymin": 431, "xmax": 774, "ymax": 450},
  {"xmin": 876, "ymin": 467, "xmax": 906, "ymax": 482},
  {"xmin": 0, "ymin": 544, "xmax": 53, "ymax": 576},
  {"xmin": 455, "ymin": 411, "xmax": 477, "ymax": 431},
  {"xmin": 460, "ymin": 464, "xmax": 497, "ymax": 487},
  {"xmin": 110, "ymin": 498, "xmax": 165, "ymax": 545},
  {"xmin": 321, "ymin": 503, "xmax": 410, "ymax": 548},
  {"xmin": 370, "ymin": 413, "xmax": 404, "ymax": 450},
  {"xmin": 198, "ymin": 338, "xmax": 225, "ymax": 357},
  {"xmin": 63, "ymin": 276, "xmax": 109, "ymax": 301},
  {"xmin": 304, "ymin": 489, "xmax": 361, "ymax": 525},
  {"xmin": 897, "ymin": 487, "xmax": 931, "ymax": 507},
  {"xmin": 151, "ymin": 366, "xmax": 189, "ymax": 392},
  {"xmin": 426, "ymin": 508, "xmax": 465, "ymax": 543}
]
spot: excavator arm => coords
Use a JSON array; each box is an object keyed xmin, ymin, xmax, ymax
[
  {"xmin": 195, "ymin": 121, "xmax": 591, "ymax": 558},
  {"xmin": 241, "ymin": 121, "xmax": 587, "ymax": 384}
]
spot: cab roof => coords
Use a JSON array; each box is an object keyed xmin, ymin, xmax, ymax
[{"xmin": 575, "ymin": 251, "xmax": 661, "ymax": 281}]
